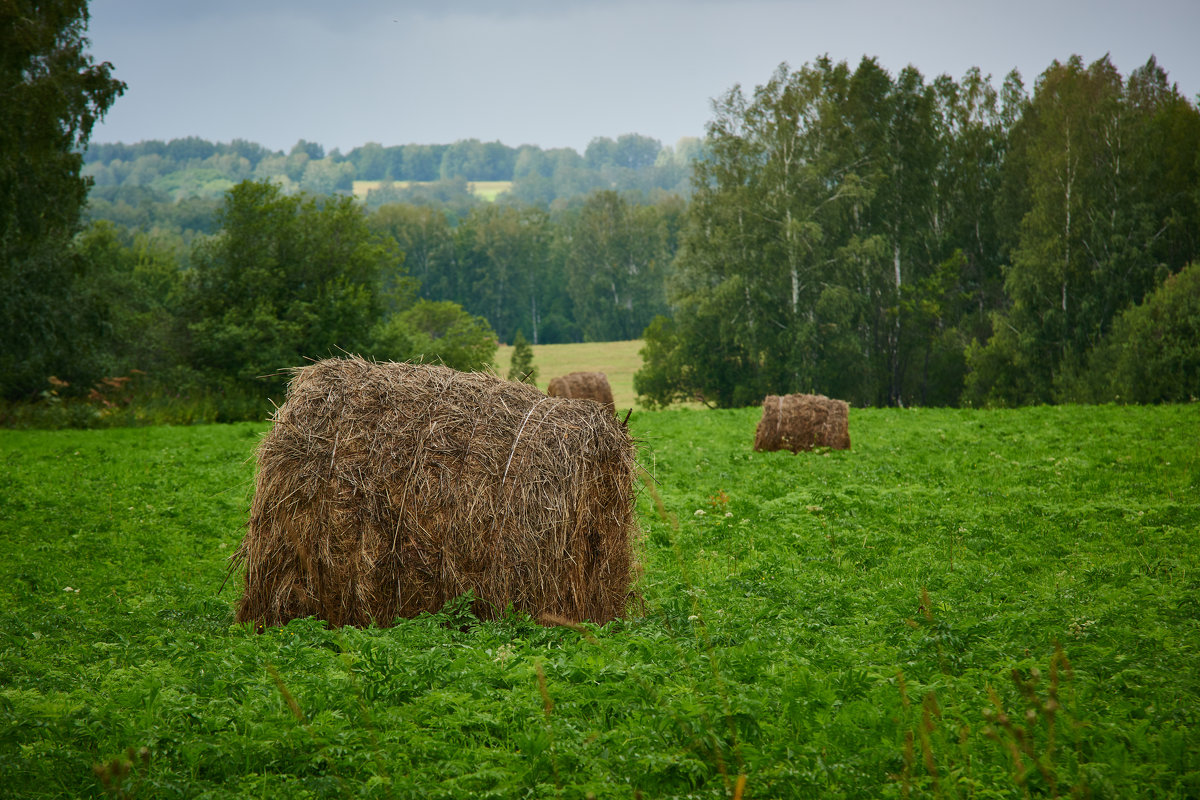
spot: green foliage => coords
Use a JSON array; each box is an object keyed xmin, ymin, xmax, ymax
[
  {"xmin": 633, "ymin": 315, "xmax": 694, "ymax": 408},
  {"xmin": 72, "ymin": 221, "xmax": 187, "ymax": 376},
  {"xmin": 55, "ymin": 53, "xmax": 1200, "ymax": 413},
  {"xmin": 439, "ymin": 138, "xmax": 516, "ymax": 182},
  {"xmin": 182, "ymin": 180, "xmax": 399, "ymax": 394},
  {"xmin": 644, "ymin": 54, "xmax": 1199, "ymax": 410},
  {"xmin": 369, "ymin": 299, "xmax": 497, "ymax": 372},
  {"xmin": 1, "ymin": 405, "xmax": 1198, "ymax": 797},
  {"xmin": 363, "ymin": 191, "xmax": 683, "ymax": 347},
  {"xmin": 652, "ymin": 57, "xmax": 1018, "ymax": 408},
  {"xmin": 452, "ymin": 204, "xmax": 552, "ymax": 344},
  {"xmin": 506, "ymin": 330, "xmax": 538, "ymax": 383},
  {"xmin": 83, "ymin": 135, "xmax": 701, "ymax": 216},
  {"xmin": 367, "ymin": 203, "xmax": 455, "ymax": 303},
  {"xmin": 0, "ymin": 369, "xmax": 271, "ymax": 428},
  {"xmin": 362, "ymin": 177, "xmax": 482, "ymax": 217},
  {"xmin": 0, "ymin": 0, "xmax": 126, "ymax": 400},
  {"xmin": 563, "ymin": 191, "xmax": 681, "ymax": 342},
  {"xmin": 1072, "ymin": 261, "xmax": 1200, "ymax": 403},
  {"xmin": 970, "ymin": 56, "xmax": 1200, "ymax": 405}
]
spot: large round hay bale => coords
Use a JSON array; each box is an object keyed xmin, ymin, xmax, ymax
[
  {"xmin": 546, "ymin": 371, "xmax": 615, "ymax": 412},
  {"xmin": 233, "ymin": 357, "xmax": 640, "ymax": 630},
  {"xmin": 753, "ymin": 393, "xmax": 851, "ymax": 453}
]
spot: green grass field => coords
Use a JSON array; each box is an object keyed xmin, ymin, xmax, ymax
[
  {"xmin": 2, "ymin": 403, "xmax": 1198, "ymax": 798},
  {"xmin": 494, "ymin": 339, "xmax": 645, "ymax": 412}
]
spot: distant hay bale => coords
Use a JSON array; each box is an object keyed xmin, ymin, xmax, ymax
[
  {"xmin": 547, "ymin": 371, "xmax": 615, "ymax": 412},
  {"xmin": 753, "ymin": 393, "xmax": 851, "ymax": 453},
  {"xmin": 233, "ymin": 357, "xmax": 639, "ymax": 630}
]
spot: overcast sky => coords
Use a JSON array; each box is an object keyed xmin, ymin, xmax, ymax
[{"xmin": 85, "ymin": 0, "xmax": 1200, "ymax": 155}]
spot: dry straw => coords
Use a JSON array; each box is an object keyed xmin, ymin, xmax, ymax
[
  {"xmin": 753, "ymin": 393, "xmax": 851, "ymax": 453},
  {"xmin": 546, "ymin": 371, "xmax": 616, "ymax": 413},
  {"xmin": 233, "ymin": 357, "xmax": 640, "ymax": 630}
]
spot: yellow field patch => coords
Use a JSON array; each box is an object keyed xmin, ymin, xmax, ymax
[
  {"xmin": 494, "ymin": 339, "xmax": 644, "ymax": 412},
  {"xmin": 466, "ymin": 181, "xmax": 513, "ymax": 201},
  {"xmin": 351, "ymin": 180, "xmax": 513, "ymax": 201}
]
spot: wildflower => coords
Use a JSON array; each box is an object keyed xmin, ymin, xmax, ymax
[
  {"xmin": 494, "ymin": 643, "xmax": 516, "ymax": 664},
  {"xmin": 694, "ymin": 509, "xmax": 706, "ymax": 516}
]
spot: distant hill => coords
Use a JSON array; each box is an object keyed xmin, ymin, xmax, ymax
[{"xmin": 83, "ymin": 134, "xmax": 704, "ymax": 209}]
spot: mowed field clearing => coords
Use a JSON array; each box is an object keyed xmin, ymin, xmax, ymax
[
  {"xmin": 494, "ymin": 338, "xmax": 645, "ymax": 411},
  {"xmin": 351, "ymin": 180, "xmax": 513, "ymax": 201}
]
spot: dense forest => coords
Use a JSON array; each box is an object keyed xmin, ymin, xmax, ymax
[
  {"xmin": 637, "ymin": 54, "xmax": 1200, "ymax": 408},
  {"xmin": 3, "ymin": 2, "xmax": 1198, "ymax": 419}
]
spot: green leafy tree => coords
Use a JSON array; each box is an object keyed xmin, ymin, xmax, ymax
[
  {"xmin": 454, "ymin": 204, "xmax": 550, "ymax": 343},
  {"xmin": 563, "ymin": 190, "xmax": 679, "ymax": 342},
  {"xmin": 967, "ymin": 55, "xmax": 1200, "ymax": 405},
  {"xmin": 640, "ymin": 59, "xmax": 877, "ymax": 407},
  {"xmin": 364, "ymin": 177, "xmax": 479, "ymax": 217},
  {"xmin": 183, "ymin": 180, "xmax": 399, "ymax": 393},
  {"xmin": 399, "ymin": 144, "xmax": 446, "ymax": 182},
  {"xmin": 72, "ymin": 221, "xmax": 186, "ymax": 376},
  {"xmin": 1073, "ymin": 261, "xmax": 1200, "ymax": 403},
  {"xmin": 368, "ymin": 203, "xmax": 452, "ymax": 307},
  {"xmin": 506, "ymin": 330, "xmax": 538, "ymax": 383},
  {"xmin": 0, "ymin": 0, "xmax": 125, "ymax": 399},
  {"xmin": 638, "ymin": 57, "xmax": 1028, "ymax": 408},
  {"xmin": 370, "ymin": 299, "xmax": 496, "ymax": 372},
  {"xmin": 349, "ymin": 142, "xmax": 389, "ymax": 180},
  {"xmin": 633, "ymin": 315, "xmax": 697, "ymax": 408},
  {"xmin": 932, "ymin": 68, "xmax": 1020, "ymax": 341},
  {"xmin": 164, "ymin": 136, "xmax": 216, "ymax": 163},
  {"xmin": 300, "ymin": 157, "xmax": 354, "ymax": 195},
  {"xmin": 439, "ymin": 138, "xmax": 515, "ymax": 181}
]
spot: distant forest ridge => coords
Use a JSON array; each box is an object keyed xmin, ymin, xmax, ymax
[{"xmin": 81, "ymin": 134, "xmax": 704, "ymax": 209}]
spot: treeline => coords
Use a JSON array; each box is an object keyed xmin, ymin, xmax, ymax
[
  {"xmin": 82, "ymin": 133, "xmax": 702, "ymax": 210},
  {"xmin": 11, "ymin": 181, "xmax": 501, "ymax": 410},
  {"xmin": 371, "ymin": 192, "xmax": 684, "ymax": 346},
  {"xmin": 8, "ymin": 43, "xmax": 1200, "ymax": 418},
  {"xmin": 2, "ymin": 179, "xmax": 684, "ymax": 410},
  {"xmin": 635, "ymin": 54, "xmax": 1200, "ymax": 408}
]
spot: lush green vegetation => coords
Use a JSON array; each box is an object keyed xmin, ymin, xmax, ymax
[
  {"xmin": 1, "ymin": 0, "xmax": 126, "ymax": 407},
  {"xmin": 4, "ymin": 3, "xmax": 1199, "ymax": 428},
  {"xmin": 66, "ymin": 53, "xmax": 1200, "ymax": 416},
  {"xmin": 2, "ymin": 403, "xmax": 1197, "ymax": 798},
  {"xmin": 635, "ymin": 55, "xmax": 1200, "ymax": 410}
]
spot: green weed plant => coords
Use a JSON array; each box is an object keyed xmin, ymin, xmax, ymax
[
  {"xmin": 1, "ymin": 404, "xmax": 1197, "ymax": 797},
  {"xmin": 0, "ymin": 371, "xmax": 274, "ymax": 429}
]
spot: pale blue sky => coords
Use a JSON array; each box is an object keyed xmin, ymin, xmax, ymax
[{"xmin": 86, "ymin": 0, "xmax": 1200, "ymax": 154}]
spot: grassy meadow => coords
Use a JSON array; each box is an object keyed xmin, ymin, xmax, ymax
[
  {"xmin": 1, "ymin": 400, "xmax": 1198, "ymax": 798},
  {"xmin": 494, "ymin": 338, "xmax": 645, "ymax": 412}
]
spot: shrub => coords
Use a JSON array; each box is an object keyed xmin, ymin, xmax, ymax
[
  {"xmin": 369, "ymin": 299, "xmax": 497, "ymax": 372},
  {"xmin": 1080, "ymin": 262, "xmax": 1200, "ymax": 403},
  {"xmin": 507, "ymin": 330, "xmax": 538, "ymax": 383}
]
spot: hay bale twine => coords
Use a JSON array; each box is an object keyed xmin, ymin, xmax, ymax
[
  {"xmin": 234, "ymin": 357, "xmax": 639, "ymax": 630},
  {"xmin": 753, "ymin": 393, "xmax": 851, "ymax": 453},
  {"xmin": 546, "ymin": 371, "xmax": 615, "ymax": 412}
]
